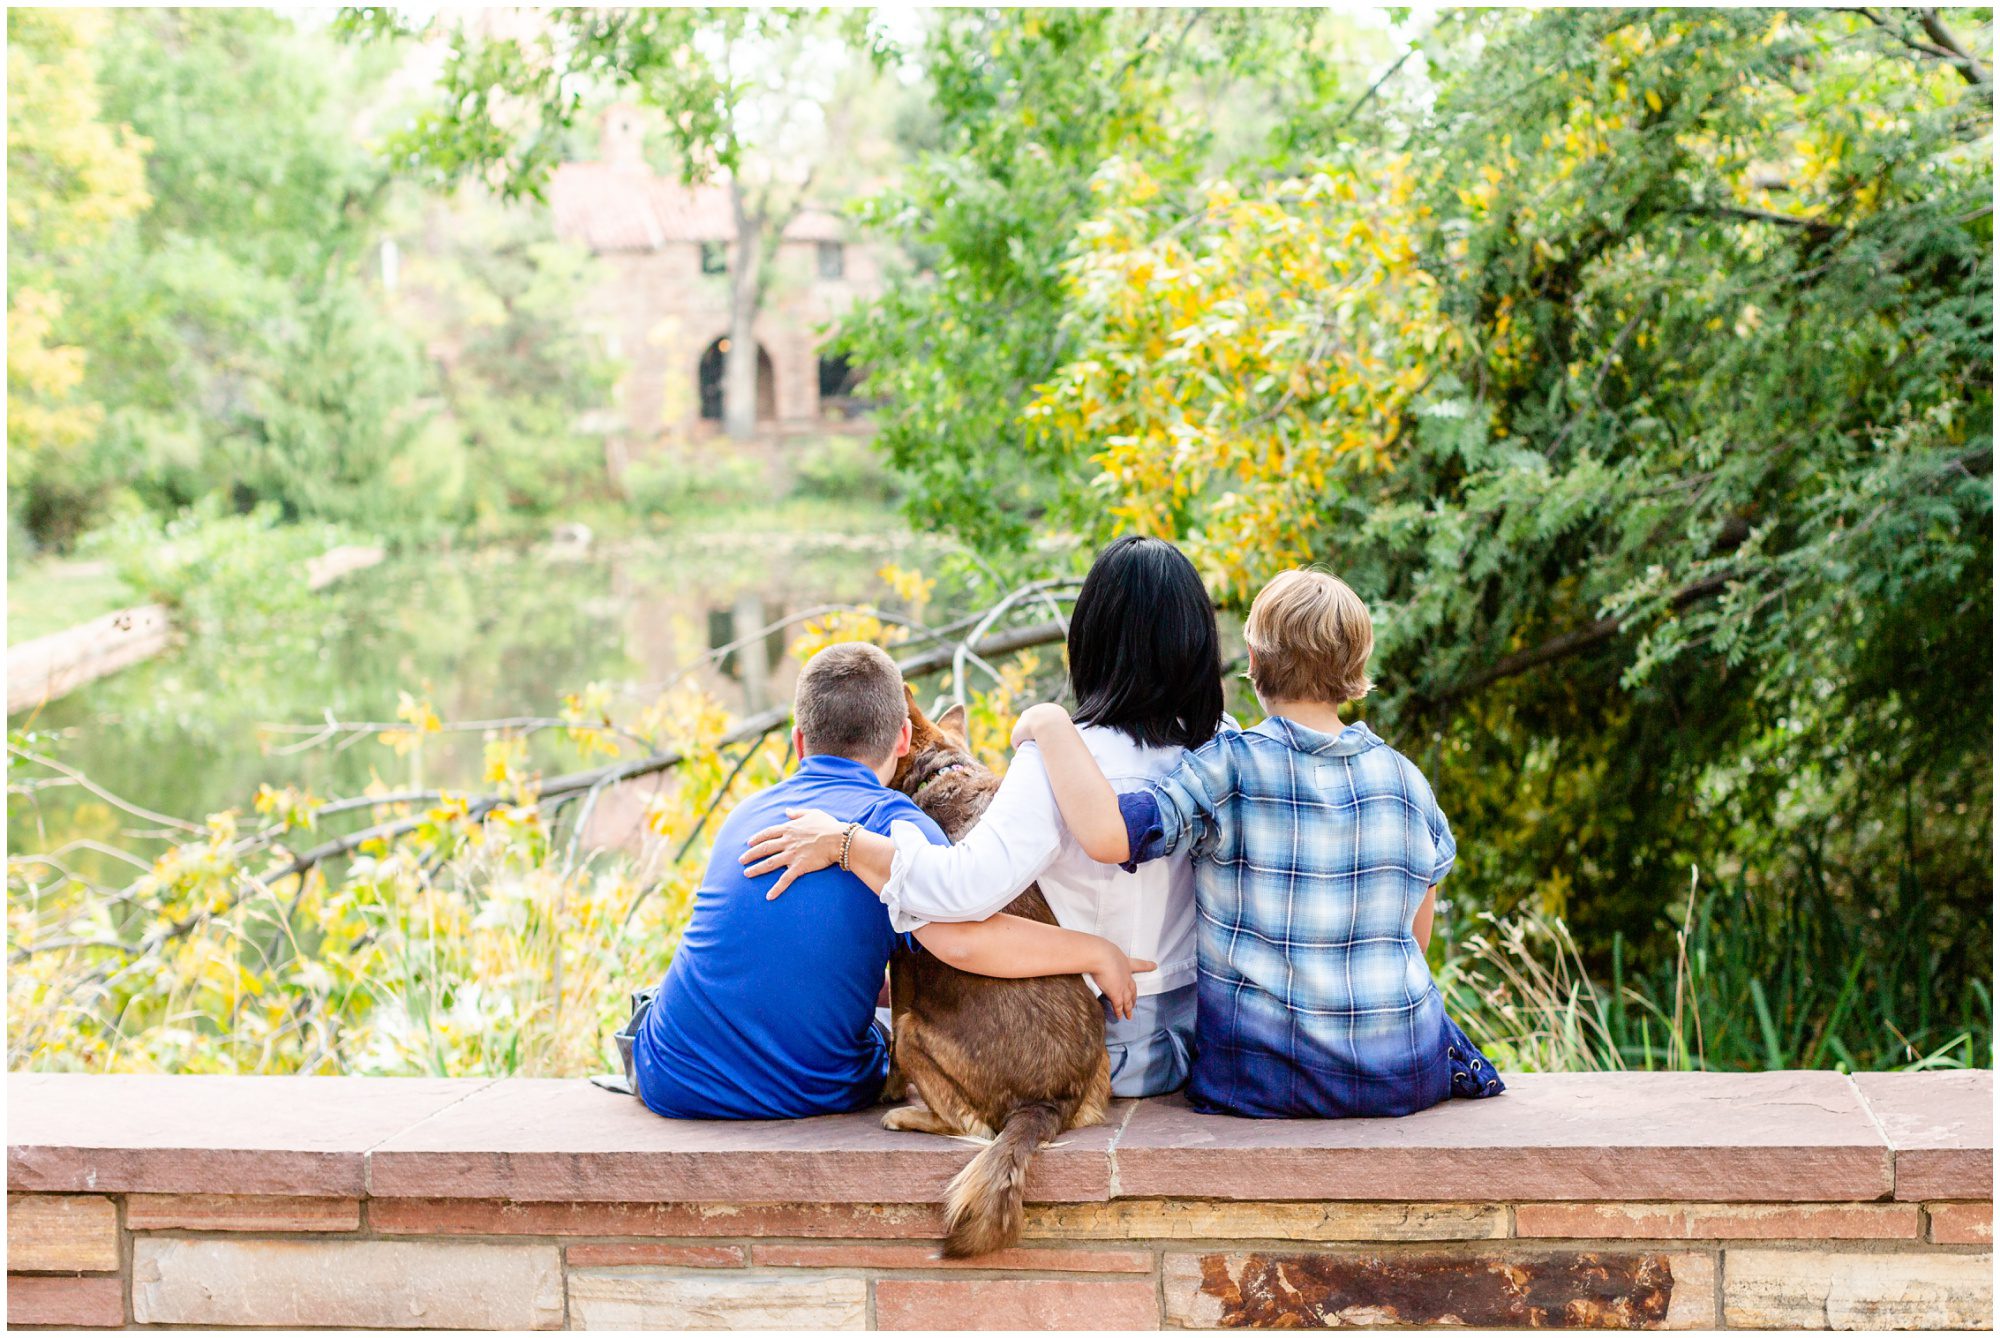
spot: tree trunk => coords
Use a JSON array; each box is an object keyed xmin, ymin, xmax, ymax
[{"xmin": 723, "ymin": 182, "xmax": 763, "ymax": 441}]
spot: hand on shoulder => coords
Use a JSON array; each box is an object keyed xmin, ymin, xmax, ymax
[
  {"xmin": 1009, "ymin": 701, "xmax": 1072, "ymax": 749},
  {"xmin": 741, "ymin": 807, "xmax": 847, "ymax": 899}
]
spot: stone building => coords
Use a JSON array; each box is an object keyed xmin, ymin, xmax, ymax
[{"xmin": 548, "ymin": 106, "xmax": 881, "ymax": 455}]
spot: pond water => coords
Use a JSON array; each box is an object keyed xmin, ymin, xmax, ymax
[{"xmin": 9, "ymin": 522, "xmax": 983, "ymax": 882}]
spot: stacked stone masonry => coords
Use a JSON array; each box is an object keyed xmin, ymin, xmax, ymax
[{"xmin": 5, "ymin": 1071, "xmax": 1990, "ymax": 1330}]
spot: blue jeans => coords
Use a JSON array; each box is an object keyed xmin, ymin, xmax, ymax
[{"xmin": 1102, "ymin": 982, "xmax": 1197, "ymax": 1098}]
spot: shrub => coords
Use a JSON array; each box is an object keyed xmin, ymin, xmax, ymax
[
  {"xmin": 79, "ymin": 496, "xmax": 367, "ymax": 634},
  {"xmin": 620, "ymin": 449, "xmax": 769, "ymax": 516},
  {"xmin": 790, "ymin": 434, "xmax": 901, "ymax": 504}
]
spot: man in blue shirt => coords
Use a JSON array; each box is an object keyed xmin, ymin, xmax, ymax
[{"xmin": 634, "ymin": 642, "xmax": 1149, "ymax": 1120}]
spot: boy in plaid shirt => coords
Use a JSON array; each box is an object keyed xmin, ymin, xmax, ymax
[{"xmin": 1014, "ymin": 569, "xmax": 1504, "ymax": 1118}]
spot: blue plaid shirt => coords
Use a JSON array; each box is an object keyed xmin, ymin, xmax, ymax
[{"xmin": 1119, "ymin": 715, "xmax": 1503, "ymax": 1118}]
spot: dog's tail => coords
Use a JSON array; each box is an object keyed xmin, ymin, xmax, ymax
[{"xmin": 942, "ymin": 1100, "xmax": 1064, "ymax": 1258}]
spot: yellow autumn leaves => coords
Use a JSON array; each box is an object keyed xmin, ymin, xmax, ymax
[
  {"xmin": 1037, "ymin": 153, "xmax": 1448, "ymax": 601},
  {"xmin": 7, "ymin": 9, "xmax": 151, "ymax": 477},
  {"xmin": 8, "ymin": 556, "xmax": 1052, "ymax": 1078}
]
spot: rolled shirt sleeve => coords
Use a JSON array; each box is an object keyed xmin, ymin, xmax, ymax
[
  {"xmin": 1116, "ymin": 789, "xmax": 1166, "ymax": 873},
  {"xmin": 878, "ymin": 745, "xmax": 1066, "ymax": 934},
  {"xmin": 1427, "ymin": 795, "xmax": 1457, "ymax": 887}
]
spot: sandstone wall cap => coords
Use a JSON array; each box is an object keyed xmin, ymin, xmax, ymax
[{"xmin": 9, "ymin": 1069, "xmax": 1989, "ymax": 1206}]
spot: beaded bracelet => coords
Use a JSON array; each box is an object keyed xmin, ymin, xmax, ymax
[{"xmin": 837, "ymin": 821, "xmax": 861, "ymax": 872}]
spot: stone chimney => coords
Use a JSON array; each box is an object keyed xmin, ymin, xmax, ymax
[{"xmin": 600, "ymin": 103, "xmax": 645, "ymax": 171}]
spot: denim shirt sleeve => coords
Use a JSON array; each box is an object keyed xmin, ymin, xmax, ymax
[
  {"xmin": 1119, "ymin": 738, "xmax": 1232, "ymax": 871},
  {"xmin": 1116, "ymin": 789, "xmax": 1167, "ymax": 873}
]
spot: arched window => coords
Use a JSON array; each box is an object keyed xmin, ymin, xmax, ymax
[
  {"xmin": 698, "ymin": 337, "xmax": 777, "ymax": 423},
  {"xmin": 817, "ymin": 352, "xmax": 870, "ymax": 419}
]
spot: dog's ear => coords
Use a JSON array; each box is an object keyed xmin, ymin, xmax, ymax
[
  {"xmin": 904, "ymin": 683, "xmax": 931, "ymax": 729},
  {"xmin": 937, "ymin": 702, "xmax": 968, "ymax": 740}
]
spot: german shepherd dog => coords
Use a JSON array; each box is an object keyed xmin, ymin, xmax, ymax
[{"xmin": 884, "ymin": 690, "xmax": 1112, "ymax": 1257}]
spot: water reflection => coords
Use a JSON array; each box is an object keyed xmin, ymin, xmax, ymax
[{"xmin": 9, "ymin": 530, "xmax": 954, "ymax": 880}]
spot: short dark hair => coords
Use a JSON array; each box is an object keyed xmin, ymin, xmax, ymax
[
  {"xmin": 794, "ymin": 642, "xmax": 907, "ymax": 762},
  {"xmin": 1068, "ymin": 536, "xmax": 1225, "ymax": 751}
]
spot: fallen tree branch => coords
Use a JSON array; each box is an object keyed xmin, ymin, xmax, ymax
[
  {"xmin": 260, "ymin": 713, "xmax": 654, "ymax": 757},
  {"xmin": 949, "ymin": 579, "xmax": 1075, "ymax": 704}
]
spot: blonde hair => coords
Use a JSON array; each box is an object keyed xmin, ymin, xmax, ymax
[{"xmin": 1243, "ymin": 568, "xmax": 1375, "ymax": 706}]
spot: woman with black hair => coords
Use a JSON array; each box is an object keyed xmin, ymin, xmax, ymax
[{"xmin": 744, "ymin": 536, "xmax": 1226, "ymax": 1097}]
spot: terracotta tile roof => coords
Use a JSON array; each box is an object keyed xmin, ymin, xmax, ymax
[{"xmin": 549, "ymin": 163, "xmax": 844, "ymax": 253}]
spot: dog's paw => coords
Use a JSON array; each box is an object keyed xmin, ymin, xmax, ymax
[{"xmin": 881, "ymin": 1104, "xmax": 942, "ymax": 1133}]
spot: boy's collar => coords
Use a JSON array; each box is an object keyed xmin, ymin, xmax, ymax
[{"xmin": 1251, "ymin": 714, "xmax": 1382, "ymax": 758}]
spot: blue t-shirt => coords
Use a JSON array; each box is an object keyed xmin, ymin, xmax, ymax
[{"xmin": 633, "ymin": 753, "xmax": 950, "ymax": 1119}]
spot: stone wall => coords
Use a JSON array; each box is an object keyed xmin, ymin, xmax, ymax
[
  {"xmin": 579, "ymin": 237, "xmax": 883, "ymax": 446},
  {"xmin": 6, "ymin": 1071, "xmax": 1991, "ymax": 1330}
]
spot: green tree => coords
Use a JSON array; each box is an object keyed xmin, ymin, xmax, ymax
[
  {"xmin": 352, "ymin": 7, "xmax": 894, "ymax": 441},
  {"xmin": 836, "ymin": 8, "xmax": 1369, "ymax": 558},
  {"xmin": 389, "ymin": 194, "xmax": 620, "ymax": 526},
  {"xmin": 1034, "ymin": 8, "xmax": 1991, "ymax": 1056},
  {"xmin": 62, "ymin": 8, "xmax": 466, "ymax": 534},
  {"xmin": 6, "ymin": 8, "xmax": 150, "ymax": 546}
]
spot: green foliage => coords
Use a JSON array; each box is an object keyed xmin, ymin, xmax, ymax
[
  {"xmin": 846, "ymin": 7, "xmax": 1993, "ymax": 1061},
  {"xmin": 6, "ymin": 9, "xmax": 150, "ymax": 545},
  {"xmin": 790, "ymin": 435, "xmax": 903, "ymax": 504},
  {"xmin": 11, "ymin": 10, "xmax": 617, "ymax": 547},
  {"xmin": 350, "ymin": 7, "xmax": 745, "ymax": 198},
  {"xmin": 620, "ymin": 451, "xmax": 769, "ymax": 516},
  {"xmin": 230, "ymin": 290, "xmax": 469, "ymax": 536},
  {"xmin": 834, "ymin": 10, "xmax": 1198, "ymax": 557},
  {"xmin": 78, "ymin": 499, "xmax": 365, "ymax": 636},
  {"xmin": 836, "ymin": 8, "xmax": 1371, "ymax": 559},
  {"xmin": 8, "ymin": 711, "xmax": 755, "ymax": 1075},
  {"xmin": 1442, "ymin": 878, "xmax": 1989, "ymax": 1074},
  {"xmin": 1367, "ymin": 8, "xmax": 1992, "ymax": 977},
  {"xmin": 13, "ymin": 10, "xmax": 453, "ymax": 541},
  {"xmin": 396, "ymin": 200, "xmax": 620, "ymax": 527}
]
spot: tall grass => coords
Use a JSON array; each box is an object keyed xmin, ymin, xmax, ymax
[{"xmin": 1438, "ymin": 870, "xmax": 1990, "ymax": 1073}]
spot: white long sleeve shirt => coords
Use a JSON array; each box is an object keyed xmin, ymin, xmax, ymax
[{"xmin": 881, "ymin": 724, "xmax": 1200, "ymax": 996}]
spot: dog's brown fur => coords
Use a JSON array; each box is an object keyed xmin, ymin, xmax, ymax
[{"xmin": 884, "ymin": 689, "xmax": 1112, "ymax": 1258}]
